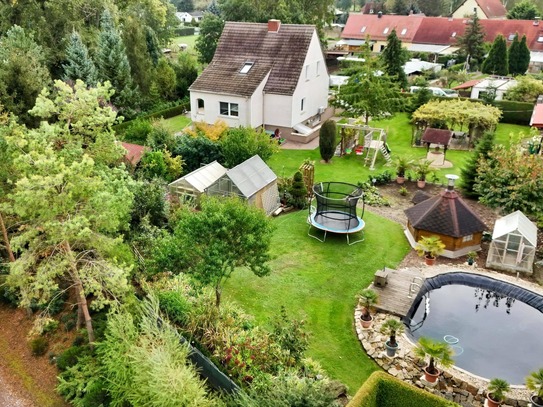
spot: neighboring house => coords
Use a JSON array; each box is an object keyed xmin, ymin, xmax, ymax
[
  {"xmin": 175, "ymin": 11, "xmax": 204, "ymax": 24},
  {"xmin": 189, "ymin": 20, "xmax": 330, "ymax": 143},
  {"xmin": 451, "ymin": 0, "xmax": 507, "ymax": 19},
  {"xmin": 486, "ymin": 211, "xmax": 537, "ymax": 274},
  {"xmin": 404, "ymin": 180, "xmax": 487, "ymax": 258},
  {"xmin": 168, "ymin": 160, "xmax": 228, "ymax": 204},
  {"xmin": 206, "ymin": 155, "xmax": 280, "ymax": 215},
  {"xmin": 361, "ymin": 2, "xmax": 386, "ymax": 15},
  {"xmin": 470, "ymin": 77, "xmax": 517, "ymax": 100},
  {"xmin": 341, "ymin": 14, "xmax": 543, "ymax": 70},
  {"xmin": 403, "ymin": 58, "xmax": 442, "ymax": 75}
]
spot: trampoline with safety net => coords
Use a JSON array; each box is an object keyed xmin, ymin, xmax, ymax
[{"xmin": 307, "ymin": 182, "xmax": 365, "ymax": 245}]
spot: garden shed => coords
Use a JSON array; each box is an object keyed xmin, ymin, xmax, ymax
[
  {"xmin": 168, "ymin": 161, "xmax": 227, "ymax": 203},
  {"xmin": 486, "ymin": 211, "xmax": 537, "ymax": 275},
  {"xmin": 404, "ymin": 178, "xmax": 487, "ymax": 258},
  {"xmin": 206, "ymin": 155, "xmax": 280, "ymax": 215}
]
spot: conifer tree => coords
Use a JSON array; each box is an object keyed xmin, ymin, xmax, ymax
[
  {"xmin": 508, "ymin": 34, "xmax": 521, "ymax": 75},
  {"xmin": 518, "ymin": 35, "xmax": 531, "ymax": 75},
  {"xmin": 95, "ymin": 9, "xmax": 138, "ymax": 110},
  {"xmin": 482, "ymin": 35, "xmax": 508, "ymax": 76},
  {"xmin": 319, "ymin": 120, "xmax": 337, "ymax": 163},
  {"xmin": 456, "ymin": 12, "xmax": 485, "ymax": 71},
  {"xmin": 460, "ymin": 131, "xmax": 495, "ymax": 198},
  {"xmin": 392, "ymin": 0, "xmax": 407, "ymax": 14},
  {"xmin": 62, "ymin": 31, "xmax": 97, "ymax": 86},
  {"xmin": 381, "ymin": 29, "xmax": 408, "ymax": 90},
  {"xmin": 289, "ymin": 171, "xmax": 308, "ymax": 209}
]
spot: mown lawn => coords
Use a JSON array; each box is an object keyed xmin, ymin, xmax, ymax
[
  {"xmin": 224, "ymin": 209, "xmax": 410, "ymax": 393},
  {"xmin": 159, "ymin": 115, "xmax": 191, "ymax": 133}
]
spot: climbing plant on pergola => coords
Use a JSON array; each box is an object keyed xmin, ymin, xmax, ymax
[{"xmin": 412, "ymin": 99, "xmax": 502, "ymax": 145}]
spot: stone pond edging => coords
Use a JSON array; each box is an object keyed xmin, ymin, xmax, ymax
[{"xmin": 354, "ymin": 264, "xmax": 542, "ymax": 407}]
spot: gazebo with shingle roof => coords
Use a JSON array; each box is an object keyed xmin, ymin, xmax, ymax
[{"xmin": 404, "ymin": 176, "xmax": 487, "ymax": 258}]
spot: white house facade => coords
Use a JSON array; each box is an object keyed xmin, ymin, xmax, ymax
[{"xmin": 189, "ymin": 20, "xmax": 330, "ymax": 142}]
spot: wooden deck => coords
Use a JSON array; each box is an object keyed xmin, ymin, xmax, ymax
[{"xmin": 370, "ymin": 268, "xmax": 425, "ymax": 317}]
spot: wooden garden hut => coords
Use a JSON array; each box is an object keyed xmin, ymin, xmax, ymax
[
  {"xmin": 206, "ymin": 155, "xmax": 280, "ymax": 215},
  {"xmin": 168, "ymin": 161, "xmax": 227, "ymax": 203},
  {"xmin": 404, "ymin": 179, "xmax": 487, "ymax": 258},
  {"xmin": 420, "ymin": 128, "xmax": 453, "ymax": 164},
  {"xmin": 486, "ymin": 211, "xmax": 537, "ymax": 275}
]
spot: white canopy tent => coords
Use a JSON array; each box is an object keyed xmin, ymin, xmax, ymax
[{"xmin": 486, "ymin": 211, "xmax": 537, "ymax": 275}]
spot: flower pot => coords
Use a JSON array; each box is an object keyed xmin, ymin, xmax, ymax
[
  {"xmin": 467, "ymin": 258, "xmax": 475, "ymax": 266},
  {"xmin": 396, "ymin": 176, "xmax": 405, "ymax": 184},
  {"xmin": 532, "ymin": 395, "xmax": 543, "ymax": 407},
  {"xmin": 423, "ymin": 367, "xmax": 440, "ymax": 383},
  {"xmin": 385, "ymin": 340, "xmax": 398, "ymax": 357},
  {"xmin": 360, "ymin": 314, "xmax": 373, "ymax": 329},
  {"xmin": 417, "ymin": 180, "xmax": 426, "ymax": 188},
  {"xmin": 486, "ymin": 394, "xmax": 502, "ymax": 407},
  {"xmin": 425, "ymin": 255, "xmax": 436, "ymax": 266}
]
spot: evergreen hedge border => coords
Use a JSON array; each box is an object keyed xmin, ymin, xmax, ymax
[
  {"xmin": 347, "ymin": 371, "xmax": 459, "ymax": 407},
  {"xmin": 113, "ymin": 100, "xmax": 191, "ymax": 134}
]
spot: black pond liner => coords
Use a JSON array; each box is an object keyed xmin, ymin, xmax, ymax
[{"xmin": 403, "ymin": 272, "xmax": 543, "ymax": 327}]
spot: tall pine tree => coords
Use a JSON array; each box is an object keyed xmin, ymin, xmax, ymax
[
  {"xmin": 456, "ymin": 12, "xmax": 485, "ymax": 71},
  {"xmin": 518, "ymin": 35, "xmax": 531, "ymax": 75},
  {"xmin": 482, "ymin": 35, "xmax": 508, "ymax": 76},
  {"xmin": 381, "ymin": 29, "xmax": 408, "ymax": 90},
  {"xmin": 62, "ymin": 31, "xmax": 97, "ymax": 86},
  {"xmin": 508, "ymin": 33, "xmax": 521, "ymax": 75},
  {"xmin": 95, "ymin": 9, "xmax": 138, "ymax": 111}
]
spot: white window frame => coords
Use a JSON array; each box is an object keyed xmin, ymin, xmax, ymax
[
  {"xmin": 301, "ymin": 97, "xmax": 306, "ymax": 112},
  {"xmin": 462, "ymin": 234, "xmax": 473, "ymax": 242},
  {"xmin": 305, "ymin": 64, "xmax": 310, "ymax": 80},
  {"xmin": 240, "ymin": 62, "xmax": 254, "ymax": 74},
  {"xmin": 316, "ymin": 61, "xmax": 320, "ymax": 76},
  {"xmin": 219, "ymin": 102, "xmax": 239, "ymax": 117},
  {"xmin": 400, "ymin": 28, "xmax": 407, "ymax": 36},
  {"xmin": 383, "ymin": 27, "xmax": 389, "ymax": 34},
  {"xmin": 197, "ymin": 98, "xmax": 205, "ymax": 113}
]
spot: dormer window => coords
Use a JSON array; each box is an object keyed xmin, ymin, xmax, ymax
[
  {"xmin": 240, "ymin": 62, "xmax": 254, "ymax": 74},
  {"xmin": 383, "ymin": 27, "xmax": 389, "ymax": 34},
  {"xmin": 508, "ymin": 33, "xmax": 515, "ymax": 41},
  {"xmin": 361, "ymin": 26, "xmax": 366, "ymax": 33},
  {"xmin": 451, "ymin": 32, "xmax": 457, "ymax": 37},
  {"xmin": 401, "ymin": 28, "xmax": 407, "ymax": 35}
]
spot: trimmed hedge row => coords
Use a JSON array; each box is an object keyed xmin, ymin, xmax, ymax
[
  {"xmin": 347, "ymin": 371, "xmax": 459, "ymax": 407},
  {"xmin": 173, "ymin": 27, "xmax": 195, "ymax": 36},
  {"xmin": 113, "ymin": 101, "xmax": 190, "ymax": 134}
]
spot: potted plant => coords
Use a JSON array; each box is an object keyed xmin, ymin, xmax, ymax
[
  {"xmin": 415, "ymin": 235, "xmax": 445, "ymax": 266},
  {"xmin": 486, "ymin": 378, "xmax": 510, "ymax": 407},
  {"xmin": 414, "ymin": 336, "xmax": 454, "ymax": 384},
  {"xmin": 526, "ymin": 368, "xmax": 543, "ymax": 407},
  {"xmin": 380, "ymin": 318, "xmax": 405, "ymax": 357},
  {"xmin": 413, "ymin": 160, "xmax": 432, "ymax": 188},
  {"xmin": 393, "ymin": 156, "xmax": 413, "ymax": 184},
  {"xmin": 466, "ymin": 251, "xmax": 477, "ymax": 266},
  {"xmin": 358, "ymin": 288, "xmax": 378, "ymax": 329}
]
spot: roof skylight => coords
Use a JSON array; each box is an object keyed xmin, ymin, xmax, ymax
[
  {"xmin": 361, "ymin": 26, "xmax": 366, "ymax": 33},
  {"xmin": 401, "ymin": 28, "xmax": 407, "ymax": 35},
  {"xmin": 240, "ymin": 62, "xmax": 254, "ymax": 74}
]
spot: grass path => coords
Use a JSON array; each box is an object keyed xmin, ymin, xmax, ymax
[{"xmin": 224, "ymin": 209, "xmax": 410, "ymax": 393}]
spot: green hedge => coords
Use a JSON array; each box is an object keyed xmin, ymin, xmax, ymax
[
  {"xmin": 347, "ymin": 371, "xmax": 459, "ymax": 407},
  {"xmin": 491, "ymin": 99, "xmax": 533, "ymax": 125},
  {"xmin": 173, "ymin": 27, "xmax": 195, "ymax": 36},
  {"xmin": 113, "ymin": 101, "xmax": 190, "ymax": 134}
]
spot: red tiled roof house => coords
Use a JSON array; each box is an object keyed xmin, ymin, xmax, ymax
[
  {"xmin": 452, "ymin": 0, "xmax": 507, "ymax": 19},
  {"xmin": 189, "ymin": 20, "xmax": 330, "ymax": 143}
]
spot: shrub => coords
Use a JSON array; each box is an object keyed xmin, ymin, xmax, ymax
[
  {"xmin": 357, "ymin": 182, "xmax": 390, "ymax": 207},
  {"xmin": 123, "ymin": 117, "xmax": 154, "ymax": 144},
  {"xmin": 319, "ymin": 120, "xmax": 337, "ymax": 163},
  {"xmin": 57, "ymin": 346, "xmax": 88, "ymax": 372},
  {"xmin": 220, "ymin": 127, "xmax": 278, "ymax": 168},
  {"xmin": 158, "ymin": 290, "xmax": 191, "ymax": 325},
  {"xmin": 289, "ymin": 172, "xmax": 308, "ymax": 209},
  {"xmin": 173, "ymin": 27, "xmax": 195, "ymax": 36},
  {"xmin": 30, "ymin": 337, "xmax": 49, "ymax": 356},
  {"xmin": 171, "ymin": 135, "xmax": 223, "ymax": 173},
  {"xmin": 368, "ymin": 171, "xmax": 393, "ymax": 185}
]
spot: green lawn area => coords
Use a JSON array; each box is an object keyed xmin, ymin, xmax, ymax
[
  {"xmin": 224, "ymin": 112, "xmax": 530, "ymax": 393},
  {"xmin": 159, "ymin": 115, "xmax": 191, "ymax": 133},
  {"xmin": 224, "ymin": 209, "xmax": 410, "ymax": 393},
  {"xmin": 170, "ymin": 35, "xmax": 198, "ymax": 50}
]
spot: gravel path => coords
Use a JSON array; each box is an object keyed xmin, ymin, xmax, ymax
[{"xmin": 0, "ymin": 365, "xmax": 35, "ymax": 407}]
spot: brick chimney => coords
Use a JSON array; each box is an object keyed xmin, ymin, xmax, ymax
[{"xmin": 268, "ymin": 19, "xmax": 281, "ymax": 33}]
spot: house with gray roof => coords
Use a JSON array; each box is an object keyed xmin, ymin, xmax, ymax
[{"xmin": 189, "ymin": 20, "xmax": 330, "ymax": 143}]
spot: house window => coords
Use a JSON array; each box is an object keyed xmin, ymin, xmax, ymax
[
  {"xmin": 538, "ymin": 35, "xmax": 543, "ymax": 43},
  {"xmin": 462, "ymin": 235, "xmax": 473, "ymax": 242},
  {"xmin": 305, "ymin": 65, "xmax": 310, "ymax": 80},
  {"xmin": 451, "ymin": 32, "xmax": 457, "ymax": 37},
  {"xmin": 301, "ymin": 97, "xmax": 306, "ymax": 112},
  {"xmin": 360, "ymin": 26, "xmax": 366, "ymax": 33},
  {"xmin": 197, "ymin": 98, "xmax": 204, "ymax": 113},
  {"xmin": 219, "ymin": 102, "xmax": 239, "ymax": 117},
  {"xmin": 316, "ymin": 61, "xmax": 320, "ymax": 76},
  {"xmin": 380, "ymin": 44, "xmax": 385, "ymax": 52},
  {"xmin": 240, "ymin": 62, "xmax": 254, "ymax": 74},
  {"xmin": 383, "ymin": 27, "xmax": 389, "ymax": 34},
  {"xmin": 400, "ymin": 28, "xmax": 407, "ymax": 36}
]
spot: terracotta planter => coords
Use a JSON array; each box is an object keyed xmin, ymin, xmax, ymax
[
  {"xmin": 425, "ymin": 256, "xmax": 436, "ymax": 266},
  {"xmin": 360, "ymin": 315, "xmax": 373, "ymax": 329},
  {"xmin": 486, "ymin": 395, "xmax": 502, "ymax": 407},
  {"xmin": 417, "ymin": 180, "xmax": 426, "ymax": 188},
  {"xmin": 423, "ymin": 367, "xmax": 440, "ymax": 383},
  {"xmin": 396, "ymin": 176, "xmax": 405, "ymax": 184}
]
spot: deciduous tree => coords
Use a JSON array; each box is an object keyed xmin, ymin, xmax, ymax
[
  {"xmin": 195, "ymin": 13, "xmax": 225, "ymax": 64},
  {"xmin": 220, "ymin": 127, "xmax": 278, "ymax": 168},
  {"xmin": 504, "ymin": 75, "xmax": 543, "ymax": 103}
]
